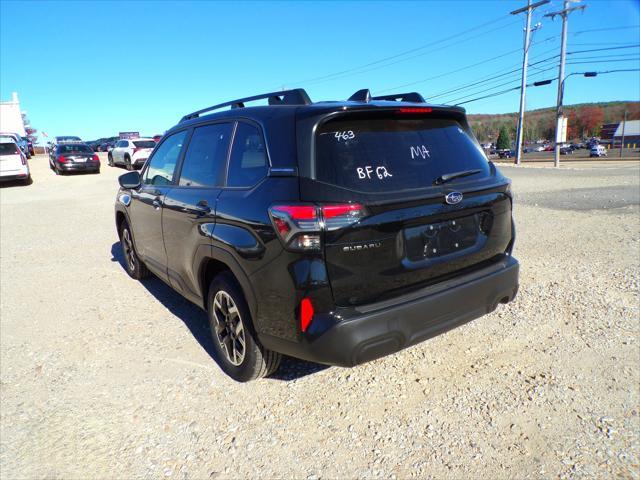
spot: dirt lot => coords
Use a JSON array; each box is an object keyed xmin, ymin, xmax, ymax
[{"xmin": 1, "ymin": 155, "xmax": 638, "ymax": 479}]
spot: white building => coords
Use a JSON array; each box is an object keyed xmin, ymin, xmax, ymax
[{"xmin": 0, "ymin": 92, "xmax": 26, "ymax": 136}]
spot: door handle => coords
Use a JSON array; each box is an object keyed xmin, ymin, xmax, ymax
[{"xmin": 195, "ymin": 200, "xmax": 211, "ymax": 215}]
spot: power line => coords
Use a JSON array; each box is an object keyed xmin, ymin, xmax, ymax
[
  {"xmin": 442, "ymin": 67, "xmax": 556, "ymax": 104},
  {"xmin": 571, "ymin": 24, "xmax": 639, "ymax": 34},
  {"xmin": 566, "ymin": 57, "xmax": 640, "ymax": 65},
  {"xmin": 454, "ymin": 68, "xmax": 640, "ymax": 106},
  {"xmin": 278, "ymin": 15, "xmax": 522, "ymax": 88},
  {"xmin": 567, "ymin": 44, "xmax": 640, "ymax": 55},
  {"xmin": 375, "ymin": 37, "xmax": 560, "ymax": 95},
  {"xmin": 425, "ymin": 50, "xmax": 559, "ymax": 100},
  {"xmin": 297, "ymin": 17, "xmax": 523, "ymax": 88}
]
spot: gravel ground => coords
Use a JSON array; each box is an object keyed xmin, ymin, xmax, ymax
[{"xmin": 1, "ymin": 155, "xmax": 638, "ymax": 479}]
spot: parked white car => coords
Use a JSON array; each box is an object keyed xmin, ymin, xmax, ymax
[
  {"xmin": 108, "ymin": 138, "xmax": 156, "ymax": 170},
  {"xmin": 590, "ymin": 145, "xmax": 608, "ymax": 157},
  {"xmin": 0, "ymin": 139, "xmax": 31, "ymax": 184}
]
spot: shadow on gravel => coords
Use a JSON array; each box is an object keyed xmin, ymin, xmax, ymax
[{"xmin": 110, "ymin": 242, "xmax": 329, "ymax": 381}]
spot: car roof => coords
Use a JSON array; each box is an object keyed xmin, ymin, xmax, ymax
[
  {"xmin": 171, "ymin": 88, "xmax": 465, "ymax": 133},
  {"xmin": 0, "ymin": 137, "xmax": 18, "ymax": 144},
  {"xmin": 127, "ymin": 137, "xmax": 154, "ymax": 142}
]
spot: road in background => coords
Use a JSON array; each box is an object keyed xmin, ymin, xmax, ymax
[{"xmin": 1, "ymin": 156, "xmax": 638, "ymax": 478}]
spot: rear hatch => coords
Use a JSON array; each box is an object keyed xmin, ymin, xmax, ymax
[
  {"xmin": 298, "ymin": 107, "xmax": 513, "ymax": 306},
  {"xmin": 0, "ymin": 143, "xmax": 24, "ymax": 173},
  {"xmin": 58, "ymin": 145, "xmax": 96, "ymax": 163},
  {"xmin": 132, "ymin": 140, "xmax": 156, "ymax": 160}
]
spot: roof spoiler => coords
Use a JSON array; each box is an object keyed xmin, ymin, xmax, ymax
[
  {"xmin": 346, "ymin": 89, "xmax": 426, "ymax": 104},
  {"xmin": 180, "ymin": 88, "xmax": 312, "ymax": 122},
  {"xmin": 372, "ymin": 92, "xmax": 426, "ymax": 103}
]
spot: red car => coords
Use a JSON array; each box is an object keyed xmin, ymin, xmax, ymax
[
  {"xmin": 543, "ymin": 145, "xmax": 554, "ymax": 151},
  {"xmin": 152, "ymin": 134, "xmax": 162, "ymax": 143}
]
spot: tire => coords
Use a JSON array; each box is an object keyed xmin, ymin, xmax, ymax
[
  {"xmin": 23, "ymin": 176, "xmax": 32, "ymax": 185},
  {"xmin": 207, "ymin": 272, "xmax": 281, "ymax": 382},
  {"xmin": 119, "ymin": 220, "xmax": 149, "ymax": 280},
  {"xmin": 108, "ymin": 153, "xmax": 113, "ymax": 167},
  {"xmin": 124, "ymin": 155, "xmax": 132, "ymax": 171}
]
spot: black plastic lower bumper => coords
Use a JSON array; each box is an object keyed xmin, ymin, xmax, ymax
[
  {"xmin": 59, "ymin": 162, "xmax": 100, "ymax": 172},
  {"xmin": 260, "ymin": 256, "xmax": 519, "ymax": 367}
]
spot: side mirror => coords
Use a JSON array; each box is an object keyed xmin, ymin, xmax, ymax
[{"xmin": 118, "ymin": 171, "xmax": 141, "ymax": 189}]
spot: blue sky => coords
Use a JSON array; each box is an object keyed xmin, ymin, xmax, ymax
[{"xmin": 1, "ymin": 0, "xmax": 638, "ymax": 142}]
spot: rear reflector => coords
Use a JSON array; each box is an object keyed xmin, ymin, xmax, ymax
[
  {"xmin": 398, "ymin": 107, "xmax": 433, "ymax": 113},
  {"xmin": 300, "ymin": 298, "xmax": 314, "ymax": 332}
]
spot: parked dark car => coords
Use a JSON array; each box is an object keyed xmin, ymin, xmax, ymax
[
  {"xmin": 49, "ymin": 143, "xmax": 100, "ymax": 175},
  {"xmin": 560, "ymin": 146, "xmax": 573, "ymax": 155},
  {"xmin": 497, "ymin": 149, "xmax": 515, "ymax": 158},
  {"xmin": 114, "ymin": 88, "xmax": 519, "ymax": 382},
  {"xmin": 27, "ymin": 139, "xmax": 34, "ymax": 156}
]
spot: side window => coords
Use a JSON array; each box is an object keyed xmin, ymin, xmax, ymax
[
  {"xmin": 178, "ymin": 123, "xmax": 232, "ymax": 187},
  {"xmin": 143, "ymin": 130, "xmax": 187, "ymax": 186},
  {"xmin": 226, "ymin": 123, "xmax": 268, "ymax": 188}
]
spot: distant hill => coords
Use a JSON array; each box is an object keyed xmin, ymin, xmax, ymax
[{"xmin": 468, "ymin": 101, "xmax": 640, "ymax": 143}]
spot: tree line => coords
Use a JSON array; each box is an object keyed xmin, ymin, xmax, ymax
[{"xmin": 469, "ymin": 101, "xmax": 640, "ymax": 144}]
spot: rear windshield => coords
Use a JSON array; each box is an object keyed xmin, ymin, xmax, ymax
[
  {"xmin": 58, "ymin": 145, "xmax": 92, "ymax": 154},
  {"xmin": 133, "ymin": 140, "xmax": 156, "ymax": 149},
  {"xmin": 316, "ymin": 117, "xmax": 490, "ymax": 192},
  {"xmin": 0, "ymin": 143, "xmax": 19, "ymax": 155},
  {"xmin": 57, "ymin": 136, "xmax": 81, "ymax": 142}
]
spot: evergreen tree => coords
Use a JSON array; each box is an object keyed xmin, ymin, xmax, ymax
[{"xmin": 496, "ymin": 125, "xmax": 511, "ymax": 150}]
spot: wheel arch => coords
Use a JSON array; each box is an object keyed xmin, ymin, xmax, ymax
[{"xmin": 198, "ymin": 249, "xmax": 258, "ymax": 322}]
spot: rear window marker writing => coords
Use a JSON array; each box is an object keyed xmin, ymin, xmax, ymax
[
  {"xmin": 357, "ymin": 166, "xmax": 393, "ymax": 180},
  {"xmin": 334, "ymin": 131, "xmax": 355, "ymax": 142},
  {"xmin": 410, "ymin": 145, "xmax": 430, "ymax": 159}
]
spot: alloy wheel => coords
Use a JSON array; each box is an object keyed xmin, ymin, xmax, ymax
[
  {"xmin": 212, "ymin": 291, "xmax": 246, "ymax": 366},
  {"xmin": 122, "ymin": 228, "xmax": 136, "ymax": 272}
]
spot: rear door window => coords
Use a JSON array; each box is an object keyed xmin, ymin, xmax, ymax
[
  {"xmin": 226, "ymin": 122, "xmax": 268, "ymax": 187},
  {"xmin": 315, "ymin": 116, "xmax": 489, "ymax": 192}
]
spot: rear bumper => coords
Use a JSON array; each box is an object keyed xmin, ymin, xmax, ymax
[
  {"xmin": 260, "ymin": 256, "xmax": 519, "ymax": 367},
  {"xmin": 59, "ymin": 162, "xmax": 100, "ymax": 171},
  {"xmin": 0, "ymin": 172, "xmax": 30, "ymax": 182}
]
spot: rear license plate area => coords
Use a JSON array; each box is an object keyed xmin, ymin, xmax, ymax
[{"xmin": 404, "ymin": 213, "xmax": 490, "ymax": 261}]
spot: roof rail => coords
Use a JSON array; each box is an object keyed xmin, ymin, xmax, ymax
[
  {"xmin": 180, "ymin": 88, "xmax": 312, "ymax": 122},
  {"xmin": 371, "ymin": 92, "xmax": 426, "ymax": 103}
]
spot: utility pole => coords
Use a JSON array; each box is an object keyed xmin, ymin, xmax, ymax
[
  {"xmin": 511, "ymin": 0, "xmax": 549, "ymax": 166},
  {"xmin": 619, "ymin": 110, "xmax": 627, "ymax": 158},
  {"xmin": 545, "ymin": 0, "xmax": 587, "ymax": 167}
]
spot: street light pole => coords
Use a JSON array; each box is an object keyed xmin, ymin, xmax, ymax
[
  {"xmin": 545, "ymin": 0, "xmax": 587, "ymax": 167},
  {"xmin": 511, "ymin": 0, "xmax": 549, "ymax": 166}
]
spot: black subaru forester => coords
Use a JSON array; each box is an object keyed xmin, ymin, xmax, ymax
[{"xmin": 114, "ymin": 88, "xmax": 519, "ymax": 382}]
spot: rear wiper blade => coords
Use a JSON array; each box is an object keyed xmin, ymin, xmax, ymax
[{"xmin": 434, "ymin": 169, "xmax": 483, "ymax": 185}]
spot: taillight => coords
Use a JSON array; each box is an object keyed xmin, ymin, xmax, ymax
[
  {"xmin": 58, "ymin": 155, "xmax": 67, "ymax": 163},
  {"xmin": 92, "ymin": 154, "xmax": 99, "ymax": 162},
  {"xmin": 269, "ymin": 203, "xmax": 365, "ymax": 252},
  {"xmin": 300, "ymin": 298, "xmax": 314, "ymax": 332},
  {"xmin": 20, "ymin": 153, "xmax": 26, "ymax": 165},
  {"xmin": 397, "ymin": 107, "xmax": 433, "ymax": 114}
]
